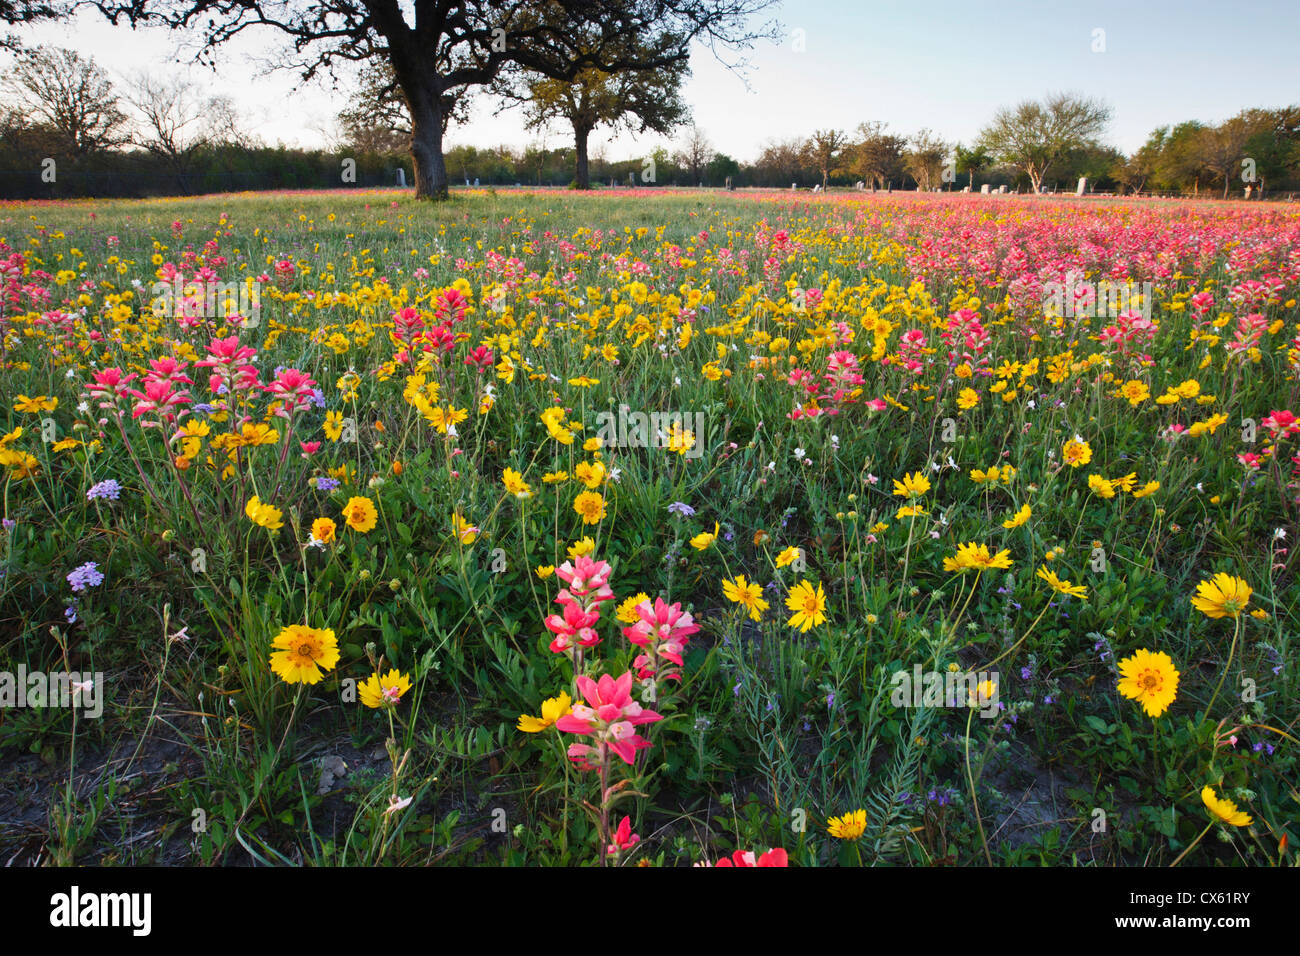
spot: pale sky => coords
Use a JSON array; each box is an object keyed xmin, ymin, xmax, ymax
[{"xmin": 10, "ymin": 0, "xmax": 1300, "ymax": 161}]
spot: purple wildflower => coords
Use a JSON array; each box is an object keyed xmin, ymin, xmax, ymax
[
  {"xmin": 87, "ymin": 479, "xmax": 122, "ymax": 501},
  {"xmin": 67, "ymin": 562, "xmax": 104, "ymax": 592}
]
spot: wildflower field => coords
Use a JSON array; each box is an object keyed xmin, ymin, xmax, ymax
[{"xmin": 0, "ymin": 187, "xmax": 1296, "ymax": 867}]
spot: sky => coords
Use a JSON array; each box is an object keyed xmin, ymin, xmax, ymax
[{"xmin": 9, "ymin": 0, "xmax": 1300, "ymax": 162}]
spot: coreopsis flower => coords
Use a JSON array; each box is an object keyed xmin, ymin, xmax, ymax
[
  {"xmin": 517, "ymin": 691, "xmax": 573, "ymax": 732},
  {"xmin": 956, "ymin": 388, "xmax": 980, "ymax": 410},
  {"xmin": 231, "ymin": 422, "xmax": 279, "ymax": 448},
  {"xmin": 567, "ymin": 536, "xmax": 596, "ymax": 559},
  {"xmin": 1201, "ymin": 785, "xmax": 1252, "ymax": 827},
  {"xmin": 245, "ymin": 495, "xmax": 284, "ymax": 530},
  {"xmin": 775, "ymin": 545, "xmax": 801, "ymax": 568},
  {"xmin": 1002, "ymin": 503, "xmax": 1031, "ymax": 528},
  {"xmin": 827, "ymin": 809, "xmax": 867, "ymax": 840},
  {"xmin": 943, "ymin": 542, "xmax": 1012, "ymax": 573},
  {"xmin": 1112, "ymin": 472, "xmax": 1138, "ymax": 493},
  {"xmin": 451, "ymin": 512, "xmax": 479, "ymax": 544},
  {"xmin": 0, "ymin": 448, "xmax": 39, "ymax": 480},
  {"xmin": 341, "ymin": 496, "xmax": 378, "ymax": 533},
  {"xmin": 1132, "ymin": 481, "xmax": 1160, "ymax": 498},
  {"xmin": 503, "ymin": 467, "xmax": 533, "ymax": 500},
  {"xmin": 1116, "ymin": 648, "xmax": 1180, "ymax": 718},
  {"xmin": 311, "ymin": 517, "xmax": 337, "ymax": 545},
  {"xmin": 1190, "ymin": 573, "xmax": 1252, "ymax": 619},
  {"xmin": 269, "ymin": 624, "xmax": 340, "ymax": 684},
  {"xmin": 535, "ymin": 565, "xmax": 556, "ymax": 579},
  {"xmin": 14, "ymin": 394, "xmax": 57, "ymax": 413},
  {"xmin": 574, "ymin": 460, "xmax": 605, "ymax": 489},
  {"xmin": 722, "ymin": 574, "xmax": 769, "ymax": 621},
  {"xmin": 555, "ymin": 672, "xmax": 662, "ymax": 767},
  {"xmin": 616, "ymin": 593, "xmax": 652, "ymax": 624},
  {"xmin": 1119, "ymin": 380, "xmax": 1150, "ymax": 406},
  {"xmin": 1036, "ymin": 566, "xmax": 1087, "ymax": 599},
  {"xmin": 969, "ymin": 679, "xmax": 998, "ymax": 708},
  {"xmin": 665, "ymin": 422, "xmax": 697, "ymax": 455},
  {"xmin": 690, "ymin": 522, "xmax": 719, "ymax": 551},
  {"xmin": 713, "ymin": 848, "xmax": 789, "ymax": 867},
  {"xmin": 540, "ymin": 406, "xmax": 574, "ymax": 444},
  {"xmin": 896, "ymin": 504, "xmax": 927, "ymax": 519},
  {"xmin": 892, "ymin": 471, "xmax": 931, "ymax": 498},
  {"xmin": 1087, "ymin": 474, "xmax": 1116, "ymax": 498},
  {"xmin": 358, "ymin": 668, "xmax": 412, "ymax": 708},
  {"xmin": 323, "ymin": 410, "xmax": 344, "ymax": 441},
  {"xmin": 573, "ymin": 490, "xmax": 607, "ymax": 525},
  {"xmin": 1062, "ymin": 437, "xmax": 1092, "ymax": 467},
  {"xmin": 785, "ymin": 579, "xmax": 828, "ymax": 632}
]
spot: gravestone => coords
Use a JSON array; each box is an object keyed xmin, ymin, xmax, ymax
[
  {"xmin": 812, "ymin": 183, "xmax": 822, "ymax": 193},
  {"xmin": 1076, "ymin": 177, "xmax": 1086, "ymax": 196},
  {"xmin": 855, "ymin": 180, "xmax": 865, "ymax": 191},
  {"xmin": 725, "ymin": 176, "xmax": 734, "ymax": 191},
  {"xmin": 962, "ymin": 186, "xmax": 970, "ymax": 193},
  {"xmin": 998, "ymin": 185, "xmax": 1008, "ymax": 194},
  {"xmin": 980, "ymin": 183, "xmax": 991, "ymax": 194},
  {"xmin": 473, "ymin": 178, "xmax": 480, "ymax": 186},
  {"xmin": 396, "ymin": 168, "xmax": 406, "ymax": 187},
  {"xmin": 791, "ymin": 182, "xmax": 797, "ymax": 191}
]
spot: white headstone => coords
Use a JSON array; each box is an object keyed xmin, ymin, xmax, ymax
[
  {"xmin": 791, "ymin": 182, "xmax": 797, "ymax": 191},
  {"xmin": 396, "ymin": 168, "xmax": 406, "ymax": 187},
  {"xmin": 998, "ymin": 185, "xmax": 1008, "ymax": 194},
  {"xmin": 980, "ymin": 183, "xmax": 991, "ymax": 195},
  {"xmin": 855, "ymin": 180, "xmax": 865, "ymax": 191},
  {"xmin": 1076, "ymin": 177, "xmax": 1087, "ymax": 196}
]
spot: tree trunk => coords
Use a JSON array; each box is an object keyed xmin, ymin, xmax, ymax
[
  {"xmin": 403, "ymin": 72, "xmax": 449, "ymax": 201},
  {"xmin": 573, "ymin": 124, "xmax": 591, "ymax": 189}
]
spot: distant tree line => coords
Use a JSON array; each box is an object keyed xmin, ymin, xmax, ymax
[{"xmin": 2, "ymin": 41, "xmax": 1298, "ymax": 200}]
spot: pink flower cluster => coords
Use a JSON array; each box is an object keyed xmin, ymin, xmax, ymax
[
  {"xmin": 545, "ymin": 556, "xmax": 616, "ymax": 654},
  {"xmin": 622, "ymin": 597, "xmax": 699, "ymax": 683},
  {"xmin": 556, "ymin": 671, "xmax": 662, "ymax": 769}
]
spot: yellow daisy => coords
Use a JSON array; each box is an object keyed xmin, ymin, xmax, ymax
[
  {"xmin": 269, "ymin": 624, "xmax": 339, "ymax": 685},
  {"xmin": 1116, "ymin": 648, "xmax": 1179, "ymax": 718}
]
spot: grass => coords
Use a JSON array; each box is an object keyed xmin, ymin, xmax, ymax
[{"xmin": 0, "ymin": 185, "xmax": 1295, "ymax": 866}]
